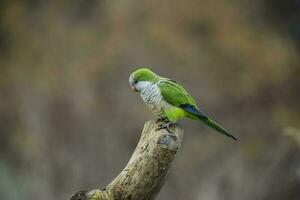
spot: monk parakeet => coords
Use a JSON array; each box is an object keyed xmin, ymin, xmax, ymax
[{"xmin": 129, "ymin": 68, "xmax": 237, "ymax": 140}]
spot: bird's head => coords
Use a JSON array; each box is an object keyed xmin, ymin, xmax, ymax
[{"xmin": 129, "ymin": 68, "xmax": 159, "ymax": 93}]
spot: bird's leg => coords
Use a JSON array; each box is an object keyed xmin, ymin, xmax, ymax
[
  {"xmin": 156, "ymin": 121, "xmax": 175, "ymax": 133},
  {"xmin": 156, "ymin": 117, "xmax": 168, "ymax": 124}
]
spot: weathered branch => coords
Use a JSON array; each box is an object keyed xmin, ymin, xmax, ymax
[{"xmin": 69, "ymin": 120, "xmax": 184, "ymax": 200}]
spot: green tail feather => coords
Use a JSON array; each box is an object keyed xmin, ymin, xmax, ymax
[
  {"xmin": 200, "ymin": 116, "xmax": 237, "ymax": 141},
  {"xmin": 180, "ymin": 104, "xmax": 237, "ymax": 140}
]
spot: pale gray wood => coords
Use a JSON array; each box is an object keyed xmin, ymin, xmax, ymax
[{"xmin": 69, "ymin": 120, "xmax": 184, "ymax": 200}]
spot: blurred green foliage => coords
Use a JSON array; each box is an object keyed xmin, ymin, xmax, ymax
[{"xmin": 0, "ymin": 0, "xmax": 299, "ymax": 200}]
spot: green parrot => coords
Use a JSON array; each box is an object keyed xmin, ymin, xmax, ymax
[{"xmin": 129, "ymin": 68, "xmax": 237, "ymax": 140}]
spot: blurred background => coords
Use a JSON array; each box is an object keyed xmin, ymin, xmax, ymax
[{"xmin": 0, "ymin": 0, "xmax": 300, "ymax": 199}]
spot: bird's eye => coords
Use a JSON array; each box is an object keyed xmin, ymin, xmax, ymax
[{"xmin": 133, "ymin": 80, "xmax": 138, "ymax": 84}]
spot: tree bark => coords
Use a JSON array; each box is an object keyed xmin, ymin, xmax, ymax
[{"xmin": 69, "ymin": 120, "xmax": 184, "ymax": 200}]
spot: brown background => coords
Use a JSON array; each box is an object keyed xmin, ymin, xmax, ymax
[{"xmin": 0, "ymin": 0, "xmax": 299, "ymax": 199}]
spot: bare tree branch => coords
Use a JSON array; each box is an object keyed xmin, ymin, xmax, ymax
[{"xmin": 69, "ymin": 120, "xmax": 184, "ymax": 200}]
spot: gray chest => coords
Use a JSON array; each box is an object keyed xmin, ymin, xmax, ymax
[{"xmin": 139, "ymin": 83, "xmax": 165, "ymax": 117}]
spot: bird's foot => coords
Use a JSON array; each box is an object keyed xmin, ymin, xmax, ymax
[
  {"xmin": 156, "ymin": 117, "xmax": 168, "ymax": 125},
  {"xmin": 156, "ymin": 121, "xmax": 176, "ymax": 133},
  {"xmin": 156, "ymin": 117, "xmax": 168, "ymax": 123}
]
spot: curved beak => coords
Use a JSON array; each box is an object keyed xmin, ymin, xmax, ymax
[{"xmin": 131, "ymin": 86, "xmax": 138, "ymax": 92}]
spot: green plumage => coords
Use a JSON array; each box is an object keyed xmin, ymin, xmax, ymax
[
  {"xmin": 159, "ymin": 79, "xmax": 197, "ymax": 106},
  {"xmin": 159, "ymin": 79, "xmax": 237, "ymax": 140},
  {"xmin": 129, "ymin": 68, "xmax": 237, "ymax": 141}
]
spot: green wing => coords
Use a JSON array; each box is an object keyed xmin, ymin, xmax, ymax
[
  {"xmin": 159, "ymin": 79, "xmax": 237, "ymax": 140},
  {"xmin": 158, "ymin": 79, "xmax": 197, "ymax": 107}
]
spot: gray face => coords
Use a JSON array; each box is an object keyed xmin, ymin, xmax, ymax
[
  {"xmin": 129, "ymin": 73, "xmax": 135, "ymax": 87},
  {"xmin": 129, "ymin": 73, "xmax": 138, "ymax": 92}
]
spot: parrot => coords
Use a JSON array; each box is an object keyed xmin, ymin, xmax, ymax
[{"xmin": 129, "ymin": 67, "xmax": 237, "ymax": 141}]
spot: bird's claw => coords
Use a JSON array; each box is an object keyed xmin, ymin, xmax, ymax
[
  {"xmin": 156, "ymin": 117, "xmax": 167, "ymax": 123},
  {"xmin": 156, "ymin": 117, "xmax": 168, "ymax": 126},
  {"xmin": 156, "ymin": 121, "xmax": 175, "ymax": 133}
]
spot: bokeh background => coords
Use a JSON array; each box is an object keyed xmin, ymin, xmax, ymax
[{"xmin": 0, "ymin": 0, "xmax": 300, "ymax": 199}]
